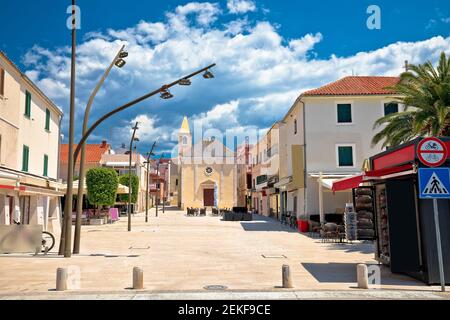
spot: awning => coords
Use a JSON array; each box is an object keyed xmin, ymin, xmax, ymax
[
  {"xmin": 332, "ymin": 175, "xmax": 364, "ymax": 192},
  {"xmin": 331, "ymin": 163, "xmax": 415, "ymax": 192},
  {"xmin": 274, "ymin": 176, "xmax": 292, "ymax": 188}
]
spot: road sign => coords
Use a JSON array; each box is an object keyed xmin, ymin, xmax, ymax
[
  {"xmin": 418, "ymin": 168, "xmax": 450, "ymax": 199},
  {"xmin": 418, "ymin": 168, "xmax": 449, "ymax": 292},
  {"xmin": 417, "ymin": 137, "xmax": 448, "ymax": 167}
]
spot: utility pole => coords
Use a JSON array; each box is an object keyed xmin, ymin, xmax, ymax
[
  {"xmin": 156, "ymin": 159, "xmax": 159, "ymax": 218},
  {"xmin": 59, "ymin": 0, "xmax": 77, "ymax": 257},
  {"xmin": 128, "ymin": 122, "xmax": 139, "ymax": 232},
  {"xmin": 145, "ymin": 141, "xmax": 157, "ymax": 223}
]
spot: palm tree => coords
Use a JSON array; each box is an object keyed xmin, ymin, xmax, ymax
[{"xmin": 372, "ymin": 52, "xmax": 450, "ymax": 148}]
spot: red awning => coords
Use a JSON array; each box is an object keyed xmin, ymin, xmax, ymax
[
  {"xmin": 365, "ymin": 164, "xmax": 413, "ymax": 177},
  {"xmin": 331, "ymin": 163, "xmax": 414, "ymax": 192},
  {"xmin": 332, "ymin": 175, "xmax": 364, "ymax": 192}
]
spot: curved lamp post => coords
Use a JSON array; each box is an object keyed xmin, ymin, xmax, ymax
[
  {"xmin": 127, "ymin": 122, "xmax": 139, "ymax": 232},
  {"xmin": 60, "ymin": 63, "xmax": 216, "ymax": 256},
  {"xmin": 73, "ymin": 45, "xmax": 127, "ymax": 254}
]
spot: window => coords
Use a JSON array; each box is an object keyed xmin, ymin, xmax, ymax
[
  {"xmin": 337, "ymin": 103, "xmax": 352, "ymax": 123},
  {"xmin": 43, "ymin": 154, "xmax": 48, "ymax": 177},
  {"xmin": 294, "ymin": 119, "xmax": 298, "ymax": 134},
  {"xmin": 384, "ymin": 102, "xmax": 399, "ymax": 116},
  {"xmin": 45, "ymin": 108, "xmax": 51, "ymax": 131},
  {"xmin": 175, "ymin": 179, "xmax": 178, "ymax": 186},
  {"xmin": 24, "ymin": 91, "xmax": 31, "ymax": 118},
  {"xmin": 22, "ymin": 145, "xmax": 29, "ymax": 172},
  {"xmin": 337, "ymin": 145, "xmax": 355, "ymax": 167},
  {"xmin": 0, "ymin": 68, "xmax": 5, "ymax": 97},
  {"xmin": 182, "ymin": 136, "xmax": 188, "ymax": 145}
]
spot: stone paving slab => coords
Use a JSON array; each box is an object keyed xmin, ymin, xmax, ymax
[
  {"xmin": 0, "ymin": 290, "xmax": 447, "ymax": 300},
  {"xmin": 0, "ymin": 208, "xmax": 447, "ymax": 296}
]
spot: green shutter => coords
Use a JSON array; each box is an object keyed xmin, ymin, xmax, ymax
[
  {"xmin": 338, "ymin": 146, "xmax": 353, "ymax": 167},
  {"xmin": 384, "ymin": 103, "xmax": 398, "ymax": 116},
  {"xmin": 22, "ymin": 145, "xmax": 29, "ymax": 172},
  {"xmin": 43, "ymin": 154, "xmax": 48, "ymax": 177},
  {"xmin": 45, "ymin": 108, "xmax": 50, "ymax": 130},
  {"xmin": 25, "ymin": 91, "xmax": 31, "ymax": 118},
  {"xmin": 337, "ymin": 104, "xmax": 352, "ymax": 123}
]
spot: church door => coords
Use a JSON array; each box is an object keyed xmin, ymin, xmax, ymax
[{"xmin": 203, "ymin": 189, "xmax": 215, "ymax": 207}]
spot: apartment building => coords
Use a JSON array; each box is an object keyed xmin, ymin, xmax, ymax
[
  {"xmin": 0, "ymin": 51, "xmax": 64, "ymax": 232},
  {"xmin": 277, "ymin": 76, "xmax": 402, "ymax": 222}
]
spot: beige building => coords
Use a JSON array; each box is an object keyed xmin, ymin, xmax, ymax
[
  {"xmin": 250, "ymin": 122, "xmax": 281, "ymax": 218},
  {"xmin": 276, "ymin": 76, "xmax": 402, "ymax": 223},
  {"xmin": 177, "ymin": 117, "xmax": 238, "ymax": 209},
  {"xmin": 0, "ymin": 51, "xmax": 64, "ymax": 232}
]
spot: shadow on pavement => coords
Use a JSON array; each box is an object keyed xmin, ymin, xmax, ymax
[
  {"xmin": 240, "ymin": 215, "xmax": 298, "ymax": 233},
  {"xmin": 323, "ymin": 242, "xmax": 375, "ymax": 255},
  {"xmin": 302, "ymin": 262, "xmax": 427, "ymax": 287}
]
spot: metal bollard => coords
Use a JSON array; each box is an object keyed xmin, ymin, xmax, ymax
[
  {"xmin": 357, "ymin": 264, "xmax": 369, "ymax": 289},
  {"xmin": 56, "ymin": 268, "xmax": 68, "ymax": 291},
  {"xmin": 133, "ymin": 267, "xmax": 144, "ymax": 290},
  {"xmin": 282, "ymin": 264, "xmax": 293, "ymax": 288}
]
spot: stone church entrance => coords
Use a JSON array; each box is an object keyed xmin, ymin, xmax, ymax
[{"xmin": 203, "ymin": 189, "xmax": 215, "ymax": 207}]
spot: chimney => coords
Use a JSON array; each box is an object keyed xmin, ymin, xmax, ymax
[{"xmin": 101, "ymin": 140, "xmax": 108, "ymax": 148}]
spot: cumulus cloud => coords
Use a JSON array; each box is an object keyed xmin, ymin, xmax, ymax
[
  {"xmin": 20, "ymin": 1, "xmax": 450, "ymax": 152},
  {"xmin": 227, "ymin": 0, "xmax": 256, "ymax": 14}
]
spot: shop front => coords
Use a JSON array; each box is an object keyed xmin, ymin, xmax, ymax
[{"xmin": 332, "ymin": 137, "xmax": 450, "ymax": 285}]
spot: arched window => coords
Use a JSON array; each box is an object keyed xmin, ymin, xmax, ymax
[{"xmin": 182, "ymin": 136, "xmax": 188, "ymax": 145}]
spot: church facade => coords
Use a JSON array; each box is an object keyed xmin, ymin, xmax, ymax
[{"xmin": 175, "ymin": 117, "xmax": 239, "ymax": 209}]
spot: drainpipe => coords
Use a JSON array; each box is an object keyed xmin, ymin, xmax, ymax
[{"xmin": 299, "ymin": 99, "xmax": 307, "ymax": 219}]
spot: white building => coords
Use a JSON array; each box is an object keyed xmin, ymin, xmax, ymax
[
  {"xmin": 0, "ymin": 51, "xmax": 64, "ymax": 232},
  {"xmin": 277, "ymin": 76, "xmax": 402, "ymax": 222}
]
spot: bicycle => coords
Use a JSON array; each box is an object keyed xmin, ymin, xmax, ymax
[{"xmin": 12, "ymin": 220, "xmax": 55, "ymax": 254}]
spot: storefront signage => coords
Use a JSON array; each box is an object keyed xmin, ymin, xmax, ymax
[
  {"xmin": 418, "ymin": 168, "xmax": 450, "ymax": 199},
  {"xmin": 417, "ymin": 137, "xmax": 448, "ymax": 167}
]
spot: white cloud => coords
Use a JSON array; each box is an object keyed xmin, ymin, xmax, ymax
[
  {"xmin": 21, "ymin": 1, "xmax": 450, "ymax": 151},
  {"xmin": 227, "ymin": 0, "xmax": 256, "ymax": 14}
]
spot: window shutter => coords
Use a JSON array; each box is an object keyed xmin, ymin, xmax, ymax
[
  {"xmin": 337, "ymin": 104, "xmax": 352, "ymax": 123},
  {"xmin": 45, "ymin": 108, "xmax": 50, "ymax": 130},
  {"xmin": 22, "ymin": 145, "xmax": 29, "ymax": 172},
  {"xmin": 25, "ymin": 91, "xmax": 31, "ymax": 117},
  {"xmin": 43, "ymin": 154, "xmax": 48, "ymax": 177},
  {"xmin": 338, "ymin": 146, "xmax": 353, "ymax": 167},
  {"xmin": 0, "ymin": 68, "xmax": 4, "ymax": 96}
]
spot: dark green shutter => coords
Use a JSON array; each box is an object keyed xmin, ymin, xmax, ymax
[
  {"xmin": 338, "ymin": 146, "xmax": 353, "ymax": 167},
  {"xmin": 45, "ymin": 108, "xmax": 50, "ymax": 130},
  {"xmin": 337, "ymin": 104, "xmax": 352, "ymax": 123},
  {"xmin": 22, "ymin": 145, "xmax": 29, "ymax": 172},
  {"xmin": 384, "ymin": 103, "xmax": 398, "ymax": 116},
  {"xmin": 43, "ymin": 154, "xmax": 48, "ymax": 177},
  {"xmin": 25, "ymin": 91, "xmax": 31, "ymax": 118}
]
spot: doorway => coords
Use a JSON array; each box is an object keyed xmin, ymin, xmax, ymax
[{"xmin": 203, "ymin": 189, "xmax": 215, "ymax": 207}]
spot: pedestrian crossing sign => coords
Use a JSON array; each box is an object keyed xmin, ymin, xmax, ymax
[{"xmin": 418, "ymin": 168, "xmax": 450, "ymax": 199}]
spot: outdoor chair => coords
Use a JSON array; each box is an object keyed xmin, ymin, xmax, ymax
[
  {"xmin": 200, "ymin": 208, "xmax": 206, "ymax": 216},
  {"xmin": 320, "ymin": 223, "xmax": 339, "ymax": 243}
]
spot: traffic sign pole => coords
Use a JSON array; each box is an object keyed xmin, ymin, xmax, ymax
[{"xmin": 432, "ymin": 198, "xmax": 446, "ymax": 292}]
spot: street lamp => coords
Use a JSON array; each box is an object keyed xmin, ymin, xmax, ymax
[
  {"xmin": 203, "ymin": 69, "xmax": 215, "ymax": 79},
  {"xmin": 72, "ymin": 45, "xmax": 128, "ymax": 254},
  {"xmin": 144, "ymin": 141, "xmax": 157, "ymax": 223},
  {"xmin": 58, "ymin": 0, "xmax": 77, "ymax": 257},
  {"xmin": 160, "ymin": 88, "xmax": 174, "ymax": 100},
  {"xmin": 127, "ymin": 122, "xmax": 139, "ymax": 232},
  {"xmin": 62, "ymin": 63, "xmax": 216, "ymax": 253}
]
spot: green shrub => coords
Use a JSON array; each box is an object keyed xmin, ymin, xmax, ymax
[{"xmin": 86, "ymin": 168, "xmax": 118, "ymax": 207}]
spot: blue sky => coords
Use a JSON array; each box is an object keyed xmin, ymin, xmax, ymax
[{"xmin": 1, "ymin": 0, "xmax": 450, "ymax": 155}]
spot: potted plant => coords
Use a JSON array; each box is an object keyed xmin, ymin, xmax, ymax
[{"xmin": 298, "ymin": 215, "xmax": 309, "ymax": 233}]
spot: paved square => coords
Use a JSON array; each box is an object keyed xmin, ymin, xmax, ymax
[{"xmin": 0, "ymin": 208, "xmax": 445, "ymax": 295}]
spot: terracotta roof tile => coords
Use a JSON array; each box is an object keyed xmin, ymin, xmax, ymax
[
  {"xmin": 303, "ymin": 76, "xmax": 400, "ymax": 96},
  {"xmin": 60, "ymin": 142, "xmax": 110, "ymax": 164}
]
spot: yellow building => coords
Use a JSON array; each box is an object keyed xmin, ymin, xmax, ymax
[{"xmin": 177, "ymin": 117, "xmax": 238, "ymax": 209}]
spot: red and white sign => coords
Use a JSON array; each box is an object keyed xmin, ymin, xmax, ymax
[{"xmin": 417, "ymin": 137, "xmax": 448, "ymax": 167}]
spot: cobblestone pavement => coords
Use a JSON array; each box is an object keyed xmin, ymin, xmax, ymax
[{"xmin": 0, "ymin": 208, "xmax": 447, "ymax": 297}]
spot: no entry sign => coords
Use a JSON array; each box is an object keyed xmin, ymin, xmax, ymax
[{"xmin": 417, "ymin": 137, "xmax": 448, "ymax": 167}]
